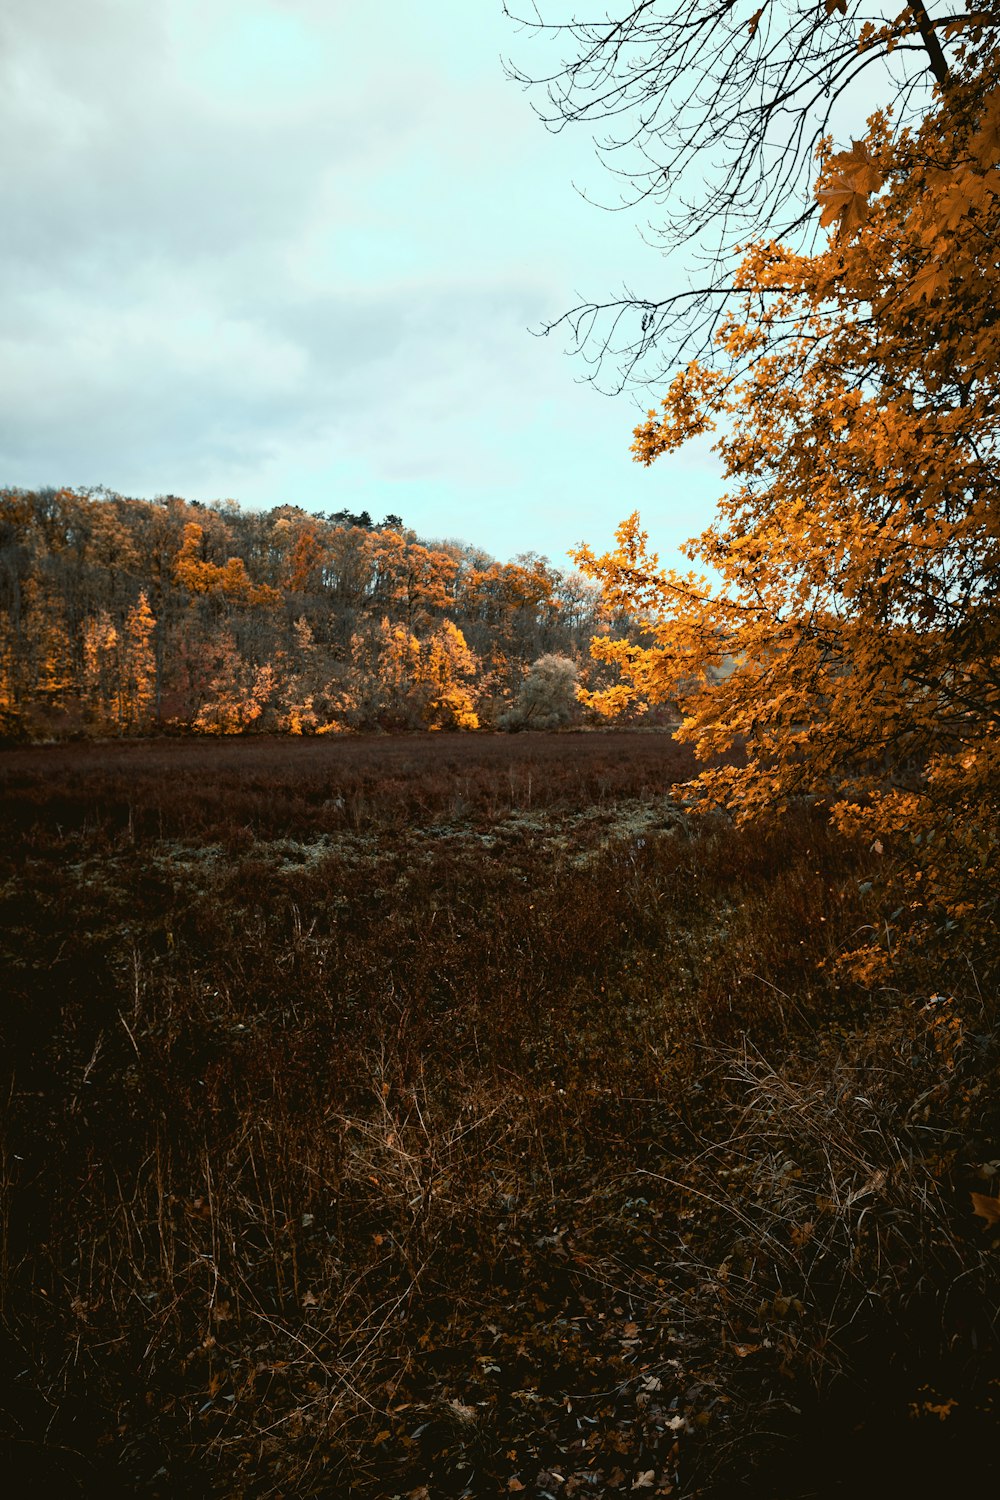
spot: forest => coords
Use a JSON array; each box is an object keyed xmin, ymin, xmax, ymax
[
  {"xmin": 0, "ymin": 487, "xmax": 637, "ymax": 740},
  {"xmin": 2, "ymin": 1, "xmax": 999, "ymax": 1496}
]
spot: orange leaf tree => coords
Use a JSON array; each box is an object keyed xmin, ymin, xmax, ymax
[{"xmin": 574, "ymin": 39, "xmax": 1000, "ymax": 970}]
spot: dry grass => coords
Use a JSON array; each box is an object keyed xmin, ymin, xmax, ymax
[{"xmin": 0, "ymin": 733, "xmax": 996, "ymax": 1496}]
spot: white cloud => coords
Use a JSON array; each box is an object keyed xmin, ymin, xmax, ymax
[{"xmin": 0, "ymin": 0, "xmax": 724, "ymax": 563}]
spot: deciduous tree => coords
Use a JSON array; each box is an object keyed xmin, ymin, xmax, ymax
[
  {"xmin": 506, "ymin": 1, "xmax": 994, "ymax": 387},
  {"xmin": 575, "ymin": 35, "xmax": 1000, "ymax": 968},
  {"xmin": 416, "ymin": 621, "xmax": 481, "ymax": 730},
  {"xmin": 501, "ymin": 653, "xmax": 580, "ymax": 730}
]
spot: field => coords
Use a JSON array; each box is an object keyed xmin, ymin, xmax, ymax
[{"xmin": 1, "ymin": 733, "xmax": 996, "ymax": 1497}]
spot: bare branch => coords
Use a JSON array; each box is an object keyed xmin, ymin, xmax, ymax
[{"xmin": 503, "ymin": 1, "xmax": 989, "ymax": 389}]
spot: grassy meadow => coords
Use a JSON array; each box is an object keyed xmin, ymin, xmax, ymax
[{"xmin": 1, "ymin": 732, "xmax": 997, "ymax": 1496}]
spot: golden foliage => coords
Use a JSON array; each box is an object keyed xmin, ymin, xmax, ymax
[
  {"xmin": 174, "ymin": 522, "xmax": 280, "ymax": 607},
  {"xmin": 575, "ymin": 45, "xmax": 1000, "ymax": 967},
  {"xmin": 416, "ymin": 620, "xmax": 480, "ymax": 731}
]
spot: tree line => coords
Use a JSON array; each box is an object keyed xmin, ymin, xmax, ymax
[{"xmin": 0, "ymin": 487, "xmax": 645, "ymax": 740}]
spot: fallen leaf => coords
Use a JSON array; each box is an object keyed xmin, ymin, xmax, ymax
[
  {"xmin": 790, "ymin": 1221, "xmax": 815, "ymax": 1248},
  {"xmin": 632, "ymin": 1472, "xmax": 655, "ymax": 1490},
  {"xmin": 447, "ymin": 1399, "xmax": 477, "ymax": 1423},
  {"xmin": 971, "ymin": 1191, "xmax": 1000, "ymax": 1228}
]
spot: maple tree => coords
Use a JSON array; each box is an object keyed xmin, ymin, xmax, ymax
[{"xmin": 575, "ymin": 27, "xmax": 1000, "ymax": 967}]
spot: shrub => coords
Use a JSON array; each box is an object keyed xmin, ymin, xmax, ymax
[{"xmin": 500, "ymin": 654, "xmax": 579, "ymax": 731}]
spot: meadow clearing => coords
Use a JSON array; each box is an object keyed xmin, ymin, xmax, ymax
[{"xmin": 1, "ymin": 732, "xmax": 996, "ymax": 1497}]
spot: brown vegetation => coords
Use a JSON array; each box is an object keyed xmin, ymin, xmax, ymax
[{"xmin": 1, "ymin": 733, "xmax": 996, "ymax": 1496}]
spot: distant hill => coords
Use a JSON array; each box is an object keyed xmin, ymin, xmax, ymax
[{"xmin": 0, "ymin": 487, "xmax": 644, "ymax": 739}]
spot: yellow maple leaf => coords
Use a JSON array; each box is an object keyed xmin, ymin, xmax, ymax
[
  {"xmin": 899, "ymin": 260, "xmax": 948, "ymax": 307},
  {"xmin": 817, "ymin": 179, "xmax": 870, "ymax": 236},
  {"xmin": 817, "ymin": 140, "xmax": 884, "ymax": 238},
  {"xmin": 829, "ymin": 139, "xmax": 884, "ymax": 197}
]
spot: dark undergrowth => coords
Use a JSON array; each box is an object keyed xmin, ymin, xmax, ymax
[{"xmin": 1, "ymin": 734, "xmax": 996, "ymax": 1497}]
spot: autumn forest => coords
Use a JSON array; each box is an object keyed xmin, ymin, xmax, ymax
[
  {"xmin": 2, "ymin": 3, "xmax": 999, "ymax": 1497},
  {"xmin": 0, "ymin": 488, "xmax": 631, "ymax": 740}
]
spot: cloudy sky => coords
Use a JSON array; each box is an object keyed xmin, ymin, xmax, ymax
[{"xmin": 1, "ymin": 1, "xmax": 737, "ymax": 567}]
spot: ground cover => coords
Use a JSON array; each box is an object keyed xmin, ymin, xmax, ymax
[{"xmin": 1, "ymin": 733, "xmax": 996, "ymax": 1496}]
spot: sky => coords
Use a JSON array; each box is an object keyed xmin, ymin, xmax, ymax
[
  {"xmin": 0, "ymin": 1, "xmax": 912, "ymax": 572},
  {"xmin": 0, "ymin": 0, "xmax": 733, "ymax": 570}
]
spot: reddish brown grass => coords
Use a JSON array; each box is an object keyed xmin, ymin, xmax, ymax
[{"xmin": 1, "ymin": 734, "xmax": 995, "ymax": 1496}]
